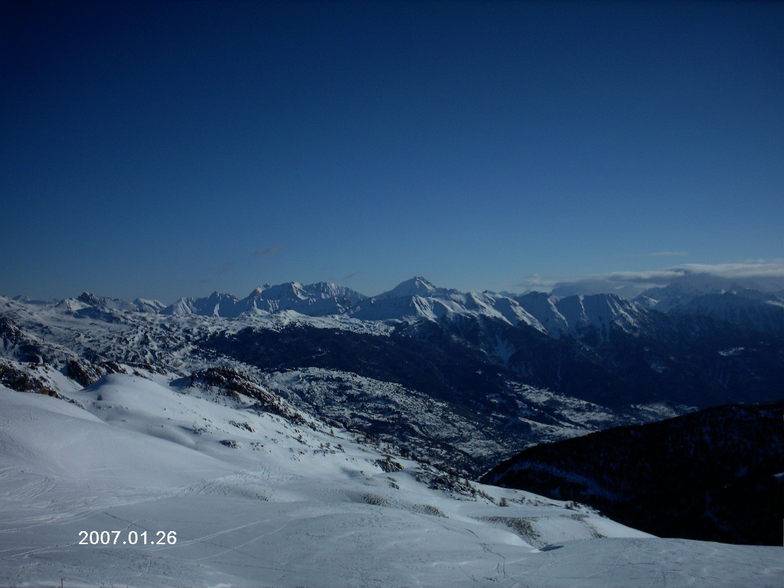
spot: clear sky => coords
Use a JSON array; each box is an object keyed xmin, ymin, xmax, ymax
[{"xmin": 2, "ymin": 1, "xmax": 783, "ymax": 302}]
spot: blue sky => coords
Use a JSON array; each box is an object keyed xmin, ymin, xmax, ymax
[{"xmin": 2, "ymin": 1, "xmax": 783, "ymax": 302}]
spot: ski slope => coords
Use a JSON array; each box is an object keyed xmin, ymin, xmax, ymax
[{"xmin": 0, "ymin": 377, "xmax": 781, "ymax": 587}]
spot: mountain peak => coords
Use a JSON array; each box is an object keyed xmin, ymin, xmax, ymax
[
  {"xmin": 378, "ymin": 276, "xmax": 439, "ymax": 299},
  {"xmin": 409, "ymin": 275, "xmax": 435, "ymax": 288},
  {"xmin": 77, "ymin": 292, "xmax": 101, "ymax": 306},
  {"xmin": 248, "ymin": 282, "xmax": 302, "ymax": 298},
  {"xmin": 248, "ymin": 284, "xmax": 271, "ymax": 297}
]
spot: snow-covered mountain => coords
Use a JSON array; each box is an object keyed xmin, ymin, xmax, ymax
[
  {"xmin": 640, "ymin": 288, "xmax": 784, "ymax": 336},
  {"xmin": 515, "ymin": 291, "xmax": 652, "ymax": 339},
  {"xmin": 245, "ymin": 281, "xmax": 368, "ymax": 315},
  {"xmin": 153, "ymin": 276, "xmax": 660, "ymax": 341},
  {"xmin": 163, "ymin": 281, "xmax": 368, "ymax": 318},
  {"xmin": 133, "ymin": 297, "xmax": 167, "ymax": 313},
  {"xmin": 637, "ymin": 278, "xmax": 784, "ymax": 336},
  {"xmin": 668, "ymin": 291, "xmax": 784, "ymax": 336},
  {"xmin": 137, "ymin": 276, "xmax": 659, "ymax": 343},
  {"xmin": 638, "ymin": 272, "xmax": 784, "ymax": 309},
  {"xmin": 0, "ymin": 293, "xmax": 635, "ymax": 475},
  {"xmin": 3, "ymin": 279, "xmax": 783, "ymax": 472},
  {"xmin": 354, "ymin": 277, "xmax": 545, "ymax": 329},
  {"xmin": 2, "ymin": 280, "xmax": 783, "ymax": 586},
  {"xmin": 375, "ymin": 275, "xmax": 450, "ymax": 299},
  {"xmin": 160, "ymin": 276, "xmax": 547, "ymax": 330}
]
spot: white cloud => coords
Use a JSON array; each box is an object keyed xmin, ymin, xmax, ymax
[
  {"xmin": 601, "ymin": 269, "xmax": 685, "ymax": 283},
  {"xmin": 515, "ymin": 273, "xmax": 558, "ymax": 291},
  {"xmin": 548, "ymin": 259, "xmax": 784, "ymax": 297},
  {"xmin": 675, "ymin": 260, "xmax": 784, "ymax": 279}
]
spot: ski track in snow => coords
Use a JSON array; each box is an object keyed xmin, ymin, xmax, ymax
[{"xmin": 0, "ymin": 379, "xmax": 781, "ymax": 587}]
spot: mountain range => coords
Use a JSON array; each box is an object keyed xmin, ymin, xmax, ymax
[
  {"xmin": 1, "ymin": 274, "xmax": 783, "ymax": 585},
  {"xmin": 3, "ymin": 274, "xmax": 783, "ymax": 474},
  {"xmin": 154, "ymin": 274, "xmax": 784, "ymax": 336}
]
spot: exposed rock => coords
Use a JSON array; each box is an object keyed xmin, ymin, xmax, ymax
[
  {"xmin": 0, "ymin": 317, "xmax": 46, "ymax": 363},
  {"xmin": 229, "ymin": 420, "xmax": 255, "ymax": 432},
  {"xmin": 189, "ymin": 367, "xmax": 306, "ymax": 425},
  {"xmin": 375, "ymin": 456, "xmax": 403, "ymax": 472},
  {"xmin": 0, "ymin": 362, "xmax": 60, "ymax": 398},
  {"xmin": 190, "ymin": 367, "xmax": 266, "ymax": 398},
  {"xmin": 77, "ymin": 292, "xmax": 102, "ymax": 306},
  {"xmin": 100, "ymin": 361, "xmax": 126, "ymax": 374},
  {"xmin": 66, "ymin": 359, "xmax": 101, "ymax": 387}
]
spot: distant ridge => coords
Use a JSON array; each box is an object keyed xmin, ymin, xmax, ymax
[{"xmin": 42, "ymin": 273, "xmax": 784, "ymax": 338}]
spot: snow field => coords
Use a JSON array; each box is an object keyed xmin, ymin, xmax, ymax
[{"xmin": 0, "ymin": 376, "xmax": 781, "ymax": 587}]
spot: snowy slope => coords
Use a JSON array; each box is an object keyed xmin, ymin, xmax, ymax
[
  {"xmin": 2, "ymin": 379, "xmax": 781, "ymax": 588},
  {"xmin": 665, "ymin": 291, "xmax": 784, "ymax": 336},
  {"xmin": 637, "ymin": 273, "xmax": 784, "ymax": 311},
  {"xmin": 163, "ymin": 282, "xmax": 367, "ymax": 318},
  {"xmin": 515, "ymin": 292, "xmax": 651, "ymax": 339},
  {"xmin": 355, "ymin": 277, "xmax": 545, "ymax": 330}
]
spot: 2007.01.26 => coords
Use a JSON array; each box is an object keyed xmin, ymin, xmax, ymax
[{"xmin": 78, "ymin": 530, "xmax": 177, "ymax": 545}]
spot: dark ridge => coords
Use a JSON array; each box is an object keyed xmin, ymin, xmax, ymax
[{"xmin": 481, "ymin": 402, "xmax": 784, "ymax": 545}]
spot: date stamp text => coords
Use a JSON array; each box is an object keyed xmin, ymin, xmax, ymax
[{"xmin": 78, "ymin": 530, "xmax": 177, "ymax": 546}]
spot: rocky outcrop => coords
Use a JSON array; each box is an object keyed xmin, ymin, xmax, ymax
[
  {"xmin": 188, "ymin": 367, "xmax": 305, "ymax": 425},
  {"xmin": 0, "ymin": 362, "xmax": 60, "ymax": 398}
]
